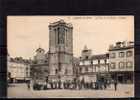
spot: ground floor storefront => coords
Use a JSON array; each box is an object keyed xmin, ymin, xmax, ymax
[
  {"xmin": 96, "ymin": 73, "xmax": 111, "ymax": 82},
  {"xmin": 109, "ymin": 71, "xmax": 134, "ymax": 84},
  {"xmin": 8, "ymin": 77, "xmax": 30, "ymax": 83}
]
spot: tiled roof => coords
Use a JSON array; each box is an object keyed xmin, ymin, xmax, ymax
[
  {"xmin": 109, "ymin": 45, "xmax": 134, "ymax": 51},
  {"xmin": 91, "ymin": 54, "xmax": 109, "ymax": 59},
  {"xmin": 109, "ymin": 41, "xmax": 134, "ymax": 51},
  {"xmin": 49, "ymin": 20, "xmax": 73, "ymax": 28},
  {"xmin": 9, "ymin": 57, "xmax": 31, "ymax": 64}
]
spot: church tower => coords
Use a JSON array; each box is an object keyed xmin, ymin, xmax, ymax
[{"xmin": 48, "ymin": 20, "xmax": 73, "ymax": 81}]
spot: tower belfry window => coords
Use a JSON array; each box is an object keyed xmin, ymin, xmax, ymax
[
  {"xmin": 65, "ymin": 29, "xmax": 67, "ymax": 45},
  {"xmin": 58, "ymin": 28, "xmax": 60, "ymax": 44},
  {"xmin": 62, "ymin": 28, "xmax": 65, "ymax": 44},
  {"xmin": 54, "ymin": 29, "xmax": 57, "ymax": 44},
  {"xmin": 57, "ymin": 27, "xmax": 65, "ymax": 44}
]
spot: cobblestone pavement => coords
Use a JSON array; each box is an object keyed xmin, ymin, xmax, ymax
[{"xmin": 8, "ymin": 83, "xmax": 134, "ymax": 98}]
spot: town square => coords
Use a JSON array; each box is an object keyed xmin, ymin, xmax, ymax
[{"xmin": 7, "ymin": 16, "xmax": 134, "ymax": 98}]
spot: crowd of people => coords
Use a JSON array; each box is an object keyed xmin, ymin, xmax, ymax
[{"xmin": 27, "ymin": 78, "xmax": 118, "ymax": 91}]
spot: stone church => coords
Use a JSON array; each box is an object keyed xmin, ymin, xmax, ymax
[
  {"xmin": 30, "ymin": 20, "xmax": 76, "ymax": 84},
  {"xmin": 48, "ymin": 20, "xmax": 74, "ymax": 82}
]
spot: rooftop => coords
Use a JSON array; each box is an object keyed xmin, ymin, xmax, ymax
[
  {"xmin": 80, "ymin": 53, "xmax": 109, "ymax": 60},
  {"xmin": 49, "ymin": 20, "xmax": 73, "ymax": 28},
  {"xmin": 9, "ymin": 57, "xmax": 32, "ymax": 64},
  {"xmin": 109, "ymin": 41, "xmax": 134, "ymax": 51},
  {"xmin": 91, "ymin": 54, "xmax": 109, "ymax": 60}
]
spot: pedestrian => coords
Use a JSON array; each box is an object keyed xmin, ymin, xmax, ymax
[
  {"xmin": 79, "ymin": 80, "xmax": 82, "ymax": 90},
  {"xmin": 67, "ymin": 80, "xmax": 70, "ymax": 89},
  {"xmin": 97, "ymin": 81, "xmax": 100, "ymax": 90},
  {"xmin": 50, "ymin": 81, "xmax": 53, "ymax": 89},
  {"xmin": 30, "ymin": 80, "xmax": 33, "ymax": 90},
  {"xmin": 73, "ymin": 78, "xmax": 76, "ymax": 89},
  {"xmin": 81, "ymin": 78, "xmax": 85, "ymax": 89},
  {"xmin": 77, "ymin": 80, "xmax": 80, "ymax": 90},
  {"xmin": 104, "ymin": 79, "xmax": 107, "ymax": 89},
  {"xmin": 90, "ymin": 81, "xmax": 93, "ymax": 89},
  {"xmin": 106, "ymin": 80, "xmax": 110, "ymax": 88},
  {"xmin": 63, "ymin": 81, "xmax": 66, "ymax": 89},
  {"xmin": 27, "ymin": 81, "xmax": 30, "ymax": 90},
  {"xmin": 54, "ymin": 81, "xmax": 57, "ymax": 89},
  {"xmin": 104, "ymin": 82, "xmax": 106, "ymax": 89},
  {"xmin": 114, "ymin": 80, "xmax": 118, "ymax": 91}
]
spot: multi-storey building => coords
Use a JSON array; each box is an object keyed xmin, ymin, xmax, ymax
[
  {"xmin": 7, "ymin": 55, "xmax": 30, "ymax": 83},
  {"xmin": 78, "ymin": 46, "xmax": 109, "ymax": 82},
  {"xmin": 48, "ymin": 20, "xmax": 74, "ymax": 82},
  {"xmin": 108, "ymin": 41, "xmax": 134, "ymax": 83}
]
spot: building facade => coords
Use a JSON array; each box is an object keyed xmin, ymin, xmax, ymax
[
  {"xmin": 29, "ymin": 20, "xmax": 134, "ymax": 86},
  {"xmin": 48, "ymin": 20, "xmax": 74, "ymax": 82},
  {"xmin": 78, "ymin": 46, "xmax": 109, "ymax": 83},
  {"xmin": 7, "ymin": 56, "xmax": 30, "ymax": 83},
  {"xmin": 108, "ymin": 41, "xmax": 134, "ymax": 83}
]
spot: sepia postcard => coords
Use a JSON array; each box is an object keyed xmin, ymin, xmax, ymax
[{"xmin": 7, "ymin": 16, "xmax": 134, "ymax": 98}]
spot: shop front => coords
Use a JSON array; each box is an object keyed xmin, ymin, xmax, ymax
[{"xmin": 110, "ymin": 71, "xmax": 134, "ymax": 84}]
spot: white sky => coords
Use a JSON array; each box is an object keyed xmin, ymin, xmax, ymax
[{"xmin": 7, "ymin": 16, "xmax": 134, "ymax": 59}]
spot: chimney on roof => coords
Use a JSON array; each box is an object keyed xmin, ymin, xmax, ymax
[
  {"xmin": 84, "ymin": 45, "xmax": 88, "ymax": 50},
  {"xmin": 122, "ymin": 41, "xmax": 126, "ymax": 47},
  {"xmin": 116, "ymin": 41, "xmax": 121, "ymax": 48},
  {"xmin": 109, "ymin": 44, "xmax": 114, "ymax": 49},
  {"xmin": 127, "ymin": 41, "xmax": 134, "ymax": 46}
]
